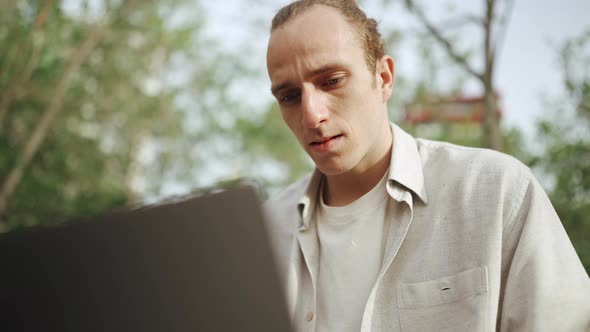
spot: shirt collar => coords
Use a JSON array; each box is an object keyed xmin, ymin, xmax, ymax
[
  {"xmin": 388, "ymin": 122, "xmax": 428, "ymax": 205},
  {"xmin": 297, "ymin": 169, "xmax": 323, "ymax": 230},
  {"xmin": 297, "ymin": 122, "xmax": 428, "ymax": 230}
]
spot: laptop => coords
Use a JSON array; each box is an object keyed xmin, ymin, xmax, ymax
[{"xmin": 0, "ymin": 185, "xmax": 292, "ymax": 332}]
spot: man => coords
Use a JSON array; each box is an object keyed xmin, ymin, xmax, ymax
[{"xmin": 264, "ymin": 1, "xmax": 590, "ymax": 331}]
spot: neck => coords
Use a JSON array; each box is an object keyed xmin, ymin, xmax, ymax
[{"xmin": 323, "ymin": 129, "xmax": 393, "ymax": 207}]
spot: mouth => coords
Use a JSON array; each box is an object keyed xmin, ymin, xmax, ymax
[{"xmin": 309, "ymin": 134, "xmax": 343, "ymax": 151}]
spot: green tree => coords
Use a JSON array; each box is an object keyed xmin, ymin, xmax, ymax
[
  {"xmin": 402, "ymin": 0, "xmax": 515, "ymax": 151},
  {"xmin": 393, "ymin": 37, "xmax": 526, "ymax": 161},
  {"xmin": 0, "ymin": 0, "xmax": 221, "ymax": 231},
  {"xmin": 530, "ymin": 30, "xmax": 590, "ymax": 272},
  {"xmin": 235, "ymin": 103, "xmax": 312, "ymax": 196}
]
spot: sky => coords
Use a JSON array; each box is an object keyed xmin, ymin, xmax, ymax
[
  {"xmin": 201, "ymin": 0, "xmax": 590, "ymax": 140},
  {"xmin": 496, "ymin": 0, "xmax": 589, "ymax": 135}
]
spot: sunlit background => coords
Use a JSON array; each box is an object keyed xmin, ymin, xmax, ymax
[{"xmin": 1, "ymin": 0, "xmax": 588, "ymax": 272}]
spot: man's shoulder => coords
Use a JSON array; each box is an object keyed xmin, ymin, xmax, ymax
[
  {"xmin": 417, "ymin": 138, "xmax": 530, "ymax": 172},
  {"xmin": 264, "ymin": 173, "xmax": 313, "ymax": 210},
  {"xmin": 415, "ymin": 138, "xmax": 533, "ymax": 194},
  {"xmin": 262, "ymin": 173, "xmax": 314, "ymax": 234},
  {"xmin": 414, "ymin": 138, "xmax": 538, "ymax": 231}
]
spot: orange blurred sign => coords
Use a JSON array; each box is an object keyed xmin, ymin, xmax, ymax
[{"xmin": 405, "ymin": 95, "xmax": 502, "ymax": 124}]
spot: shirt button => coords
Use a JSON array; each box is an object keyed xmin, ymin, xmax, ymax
[{"xmin": 305, "ymin": 311, "xmax": 314, "ymax": 321}]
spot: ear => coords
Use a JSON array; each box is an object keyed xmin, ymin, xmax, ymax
[{"xmin": 377, "ymin": 55, "xmax": 395, "ymax": 102}]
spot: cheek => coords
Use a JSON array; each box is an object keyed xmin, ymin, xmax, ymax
[
  {"xmin": 280, "ymin": 109, "xmax": 295, "ymax": 126},
  {"xmin": 281, "ymin": 110, "xmax": 304, "ymax": 137}
]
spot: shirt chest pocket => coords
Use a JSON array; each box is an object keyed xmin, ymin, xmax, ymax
[{"xmin": 397, "ymin": 266, "xmax": 489, "ymax": 332}]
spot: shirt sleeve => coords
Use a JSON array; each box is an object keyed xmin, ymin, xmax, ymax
[{"xmin": 499, "ymin": 173, "xmax": 590, "ymax": 331}]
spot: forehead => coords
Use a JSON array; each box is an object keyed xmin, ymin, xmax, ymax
[{"xmin": 266, "ymin": 5, "xmax": 363, "ymax": 82}]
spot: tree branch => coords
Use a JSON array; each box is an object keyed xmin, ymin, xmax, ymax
[
  {"xmin": 484, "ymin": 0, "xmax": 496, "ymax": 76},
  {"xmin": 0, "ymin": 0, "xmax": 53, "ymax": 131},
  {"xmin": 481, "ymin": 0, "xmax": 503, "ymax": 150},
  {"xmin": 396, "ymin": 14, "xmax": 484, "ymax": 37},
  {"xmin": 0, "ymin": 24, "xmax": 107, "ymax": 222},
  {"xmin": 404, "ymin": 0, "xmax": 484, "ymax": 82},
  {"xmin": 0, "ymin": 0, "xmax": 139, "ymax": 223},
  {"xmin": 492, "ymin": 0, "xmax": 516, "ymax": 66},
  {"xmin": 437, "ymin": 14, "xmax": 484, "ymax": 30}
]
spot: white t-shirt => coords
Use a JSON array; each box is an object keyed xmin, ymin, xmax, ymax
[{"xmin": 315, "ymin": 171, "xmax": 392, "ymax": 331}]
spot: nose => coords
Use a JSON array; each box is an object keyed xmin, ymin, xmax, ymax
[{"xmin": 301, "ymin": 88, "xmax": 328, "ymax": 129}]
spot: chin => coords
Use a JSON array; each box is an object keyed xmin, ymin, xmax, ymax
[{"xmin": 314, "ymin": 160, "xmax": 353, "ymax": 177}]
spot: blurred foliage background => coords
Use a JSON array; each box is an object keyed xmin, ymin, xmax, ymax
[{"xmin": 0, "ymin": 0, "xmax": 588, "ymax": 272}]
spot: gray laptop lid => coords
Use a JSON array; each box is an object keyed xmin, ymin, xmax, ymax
[{"xmin": 0, "ymin": 185, "xmax": 292, "ymax": 332}]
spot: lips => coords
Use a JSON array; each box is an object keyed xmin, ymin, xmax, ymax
[
  {"xmin": 308, "ymin": 134, "xmax": 343, "ymax": 152},
  {"xmin": 310, "ymin": 134, "xmax": 341, "ymax": 145}
]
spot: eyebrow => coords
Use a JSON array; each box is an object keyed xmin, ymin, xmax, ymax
[
  {"xmin": 270, "ymin": 63, "xmax": 347, "ymax": 96},
  {"xmin": 271, "ymin": 82, "xmax": 293, "ymax": 96}
]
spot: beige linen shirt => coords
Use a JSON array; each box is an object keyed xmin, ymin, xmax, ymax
[{"xmin": 264, "ymin": 123, "xmax": 590, "ymax": 332}]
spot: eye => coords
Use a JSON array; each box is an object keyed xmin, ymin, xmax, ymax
[
  {"xmin": 326, "ymin": 78, "xmax": 340, "ymax": 85},
  {"xmin": 279, "ymin": 90, "xmax": 301, "ymax": 104},
  {"xmin": 321, "ymin": 76, "xmax": 344, "ymax": 88}
]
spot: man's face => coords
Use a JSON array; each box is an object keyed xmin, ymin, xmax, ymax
[{"xmin": 266, "ymin": 5, "xmax": 394, "ymax": 177}]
